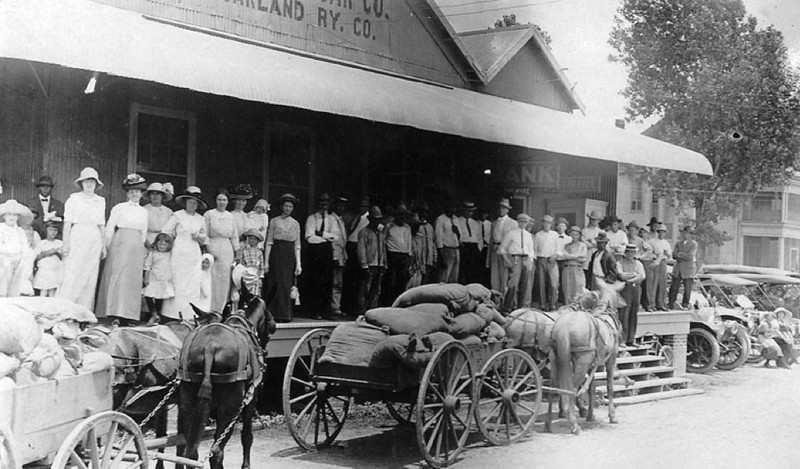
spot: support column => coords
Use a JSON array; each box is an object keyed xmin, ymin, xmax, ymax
[{"xmin": 663, "ymin": 333, "xmax": 687, "ymax": 376}]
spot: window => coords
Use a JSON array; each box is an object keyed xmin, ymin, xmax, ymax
[
  {"xmin": 128, "ymin": 104, "xmax": 196, "ymax": 194},
  {"xmin": 743, "ymin": 192, "xmax": 782, "ymax": 222},
  {"xmin": 743, "ymin": 236, "xmax": 780, "ymax": 268},
  {"xmin": 630, "ymin": 180, "xmax": 643, "ymax": 212},
  {"xmin": 650, "ymin": 193, "xmax": 660, "ymax": 221}
]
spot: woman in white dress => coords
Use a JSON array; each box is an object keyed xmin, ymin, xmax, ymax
[
  {"xmin": 160, "ymin": 186, "xmax": 208, "ymax": 320},
  {"xmin": 0, "ymin": 200, "xmax": 34, "ymax": 297},
  {"xmin": 229, "ymin": 184, "xmax": 253, "ymax": 242},
  {"xmin": 204, "ymin": 192, "xmax": 239, "ymax": 312},
  {"xmin": 57, "ymin": 167, "xmax": 106, "ymax": 310},
  {"xmin": 142, "ymin": 182, "xmax": 174, "ymax": 249},
  {"xmin": 96, "ymin": 174, "xmax": 148, "ymax": 323}
]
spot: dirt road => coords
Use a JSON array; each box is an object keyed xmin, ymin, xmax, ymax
[{"xmin": 190, "ymin": 364, "xmax": 800, "ymax": 469}]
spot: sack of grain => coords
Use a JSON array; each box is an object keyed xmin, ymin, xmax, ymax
[
  {"xmin": 473, "ymin": 304, "xmax": 506, "ymax": 325},
  {"xmin": 368, "ymin": 332, "xmax": 456, "ymax": 369},
  {"xmin": 365, "ymin": 307, "xmax": 450, "ymax": 336},
  {"xmin": 80, "ymin": 351, "xmax": 114, "ymax": 373},
  {"xmin": 0, "ymin": 353, "xmax": 19, "ymax": 379},
  {"xmin": 0, "ymin": 297, "xmax": 97, "ymax": 331},
  {"xmin": 465, "ymin": 283, "xmax": 492, "ymax": 303},
  {"xmin": 487, "ymin": 321, "xmax": 506, "ymax": 340},
  {"xmin": 319, "ymin": 321, "xmax": 389, "ymax": 366},
  {"xmin": 0, "ymin": 305, "xmax": 42, "ymax": 357},
  {"xmin": 406, "ymin": 303, "xmax": 453, "ymax": 317},
  {"xmin": 26, "ymin": 334, "xmax": 64, "ymax": 379},
  {"xmin": 446, "ymin": 312, "xmax": 488, "ymax": 339},
  {"xmin": 392, "ymin": 284, "xmax": 478, "ymax": 312}
]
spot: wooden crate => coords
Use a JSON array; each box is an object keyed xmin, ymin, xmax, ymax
[{"xmin": 0, "ymin": 368, "xmax": 113, "ymax": 465}]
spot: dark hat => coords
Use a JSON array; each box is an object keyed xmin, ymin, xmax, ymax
[
  {"xmin": 648, "ymin": 217, "xmax": 659, "ymax": 227},
  {"xmin": 279, "ymin": 193, "xmax": 298, "ymax": 204},
  {"xmin": 174, "ymin": 186, "xmax": 208, "ymax": 210},
  {"xmin": 626, "ymin": 220, "xmax": 640, "ymax": 230},
  {"xmin": 595, "ymin": 231, "xmax": 609, "ymax": 243},
  {"xmin": 337, "ymin": 196, "xmax": 349, "ymax": 204},
  {"xmin": 229, "ymin": 184, "xmax": 255, "ymax": 200},
  {"xmin": 368, "ymin": 206, "xmax": 383, "ymax": 219},
  {"xmin": 557, "ymin": 217, "xmax": 569, "ymax": 226},
  {"xmin": 497, "ymin": 198, "xmax": 512, "ymax": 209},
  {"xmin": 611, "ymin": 216, "xmax": 622, "ymax": 223},
  {"xmin": 35, "ymin": 176, "xmax": 54, "ymax": 187},
  {"xmin": 317, "ymin": 193, "xmax": 332, "ymax": 203},
  {"xmin": 462, "ymin": 201, "xmax": 476, "ymax": 210},
  {"xmin": 407, "ymin": 212, "xmax": 422, "ymax": 225},
  {"xmin": 122, "ymin": 173, "xmax": 147, "ymax": 191}
]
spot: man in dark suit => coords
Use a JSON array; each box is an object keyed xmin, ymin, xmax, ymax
[
  {"xmin": 589, "ymin": 231, "xmax": 619, "ymax": 290},
  {"xmin": 668, "ymin": 226, "xmax": 698, "ymax": 310},
  {"xmin": 28, "ymin": 175, "xmax": 64, "ymax": 238}
]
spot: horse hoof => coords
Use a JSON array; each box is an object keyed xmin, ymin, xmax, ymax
[
  {"xmin": 571, "ymin": 426, "xmax": 582, "ymax": 435},
  {"xmin": 609, "ymin": 417, "xmax": 618, "ymax": 424}
]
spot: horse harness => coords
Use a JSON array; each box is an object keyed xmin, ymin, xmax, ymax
[{"xmin": 177, "ymin": 314, "xmax": 265, "ymax": 388}]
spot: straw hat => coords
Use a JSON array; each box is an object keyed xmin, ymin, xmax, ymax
[
  {"xmin": 541, "ymin": 214, "xmax": 554, "ymax": 223},
  {"xmin": 122, "ymin": 173, "xmax": 147, "ymax": 191},
  {"xmin": 497, "ymin": 198, "xmax": 512, "ymax": 209},
  {"xmin": 240, "ymin": 228, "xmax": 264, "ymax": 242},
  {"xmin": 280, "ymin": 193, "xmax": 298, "ymax": 204},
  {"xmin": 174, "ymin": 186, "xmax": 208, "ymax": 210},
  {"xmin": 73, "ymin": 167, "xmax": 104, "ymax": 189},
  {"xmin": 587, "ymin": 210, "xmax": 602, "ymax": 220},
  {"xmin": 142, "ymin": 182, "xmax": 173, "ymax": 202},
  {"xmin": 568, "ymin": 225, "xmax": 582, "ymax": 235},
  {"xmin": 655, "ymin": 223, "xmax": 667, "ymax": 232},
  {"xmin": 0, "ymin": 200, "xmax": 34, "ymax": 226},
  {"xmin": 516, "ymin": 213, "xmax": 531, "ymax": 223}
]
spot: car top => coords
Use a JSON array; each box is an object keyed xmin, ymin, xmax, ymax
[
  {"xmin": 733, "ymin": 273, "xmax": 800, "ymax": 285},
  {"xmin": 697, "ymin": 273, "xmax": 759, "ymax": 287},
  {"xmin": 700, "ymin": 263, "xmax": 800, "ymax": 278}
]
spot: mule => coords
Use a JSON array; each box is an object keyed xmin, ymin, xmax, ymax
[
  {"xmin": 547, "ymin": 282, "xmax": 625, "ymax": 434},
  {"xmin": 177, "ymin": 286, "xmax": 276, "ymax": 469}
]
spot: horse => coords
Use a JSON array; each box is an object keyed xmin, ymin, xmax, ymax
[
  {"xmin": 547, "ymin": 281, "xmax": 625, "ymax": 435},
  {"xmin": 177, "ymin": 285, "xmax": 276, "ymax": 469}
]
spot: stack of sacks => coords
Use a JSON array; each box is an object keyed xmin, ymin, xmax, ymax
[
  {"xmin": 0, "ymin": 299, "xmax": 112, "ymax": 387},
  {"xmin": 318, "ymin": 317, "xmax": 391, "ymax": 367}
]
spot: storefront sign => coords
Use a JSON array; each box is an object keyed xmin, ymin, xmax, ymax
[
  {"xmin": 560, "ymin": 176, "xmax": 600, "ymax": 192},
  {"xmin": 499, "ymin": 163, "xmax": 559, "ymax": 188},
  {"xmin": 508, "ymin": 187, "xmax": 531, "ymax": 196}
]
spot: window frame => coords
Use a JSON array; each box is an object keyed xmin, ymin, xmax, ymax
[{"xmin": 127, "ymin": 103, "xmax": 197, "ymax": 187}]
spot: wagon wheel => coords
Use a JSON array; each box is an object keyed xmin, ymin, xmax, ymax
[
  {"xmin": 415, "ymin": 341, "xmax": 476, "ymax": 468},
  {"xmin": 0, "ymin": 424, "xmax": 19, "ymax": 469},
  {"xmin": 51, "ymin": 411, "xmax": 148, "ymax": 469},
  {"xmin": 283, "ymin": 328, "xmax": 350, "ymax": 451},
  {"xmin": 686, "ymin": 328, "xmax": 720, "ymax": 373},
  {"xmin": 747, "ymin": 337, "xmax": 765, "ymax": 364},
  {"xmin": 386, "ymin": 401, "xmax": 417, "ymax": 426},
  {"xmin": 475, "ymin": 349, "xmax": 542, "ymax": 446},
  {"xmin": 716, "ymin": 326, "xmax": 751, "ymax": 371},
  {"xmin": 659, "ymin": 345, "xmax": 674, "ymax": 367}
]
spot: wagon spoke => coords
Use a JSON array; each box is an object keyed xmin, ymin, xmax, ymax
[
  {"xmin": 481, "ymin": 401, "xmax": 503, "ymax": 426},
  {"xmin": 297, "ymin": 356, "xmax": 312, "ymax": 377},
  {"xmin": 295, "ymin": 398, "xmax": 317, "ymax": 432},
  {"xmin": 423, "ymin": 402, "xmax": 444, "ymax": 410},
  {"xmin": 509, "ymin": 404, "xmax": 526, "ymax": 430},
  {"xmin": 490, "ymin": 362, "xmax": 506, "ymax": 392},
  {"xmin": 120, "ymin": 461, "xmax": 144, "ymax": 469},
  {"xmin": 512, "ymin": 370, "xmax": 536, "ymax": 391},
  {"xmin": 69, "ymin": 450, "xmax": 89, "ymax": 469},
  {"xmin": 325, "ymin": 399, "xmax": 342, "ymax": 428},
  {"xmin": 291, "ymin": 376, "xmax": 313, "ymax": 389},
  {"xmin": 518, "ymin": 402, "xmax": 536, "ymax": 415},
  {"xmin": 111, "ymin": 435, "xmax": 135, "ymax": 467},
  {"xmin": 443, "ymin": 415, "xmax": 452, "ymax": 461},
  {"xmin": 477, "ymin": 396, "xmax": 503, "ymax": 407},
  {"xmin": 330, "ymin": 395, "xmax": 350, "ymax": 406},
  {"xmin": 450, "ymin": 409, "xmax": 469, "ymax": 430},
  {"xmin": 482, "ymin": 381, "xmax": 503, "ymax": 397},
  {"xmin": 453, "ymin": 376, "xmax": 471, "ymax": 397},
  {"xmin": 449, "ymin": 358, "xmax": 468, "ymax": 394},
  {"xmin": 290, "ymin": 390, "xmax": 317, "ymax": 405},
  {"xmin": 519, "ymin": 388, "xmax": 540, "ymax": 397},
  {"xmin": 100, "ymin": 421, "xmax": 119, "ymax": 468},
  {"xmin": 428, "ymin": 383, "xmax": 446, "ymax": 403},
  {"xmin": 422, "ymin": 409, "xmax": 444, "ymax": 431},
  {"xmin": 426, "ymin": 412, "xmax": 444, "ymax": 452},
  {"xmin": 313, "ymin": 403, "xmax": 322, "ymax": 444},
  {"xmin": 321, "ymin": 403, "xmax": 331, "ymax": 440},
  {"xmin": 87, "ymin": 427, "xmax": 100, "ymax": 469}
]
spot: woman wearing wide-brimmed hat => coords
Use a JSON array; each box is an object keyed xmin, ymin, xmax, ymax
[
  {"xmin": 96, "ymin": 174, "xmax": 149, "ymax": 323},
  {"xmin": 142, "ymin": 182, "xmax": 174, "ymax": 248},
  {"xmin": 264, "ymin": 193, "xmax": 302, "ymax": 322},
  {"xmin": 160, "ymin": 186, "xmax": 208, "ymax": 320},
  {"xmin": 204, "ymin": 190, "xmax": 240, "ymax": 313},
  {"xmin": 229, "ymin": 183, "xmax": 254, "ymax": 242},
  {"xmin": 56, "ymin": 167, "xmax": 106, "ymax": 310},
  {"xmin": 0, "ymin": 199, "xmax": 34, "ymax": 296}
]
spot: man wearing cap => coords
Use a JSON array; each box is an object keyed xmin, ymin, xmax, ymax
[
  {"xmin": 456, "ymin": 201, "xmax": 483, "ymax": 285},
  {"xmin": 534, "ymin": 215, "xmax": 560, "ymax": 311},
  {"xmin": 648, "ymin": 223, "xmax": 672, "ymax": 311},
  {"xmin": 606, "ymin": 216, "xmax": 628, "ymax": 259},
  {"xmin": 617, "ymin": 244, "xmax": 646, "ymax": 346},
  {"xmin": 589, "ymin": 231, "xmax": 619, "ymax": 289},
  {"xmin": 498, "ymin": 213, "xmax": 535, "ymax": 311},
  {"xmin": 28, "ymin": 176, "xmax": 64, "ymax": 239},
  {"xmin": 582, "ymin": 210, "xmax": 603, "ymax": 286},
  {"xmin": 668, "ymin": 226, "xmax": 698, "ymax": 310},
  {"xmin": 487, "ymin": 198, "xmax": 517, "ymax": 294},
  {"xmin": 305, "ymin": 193, "xmax": 343, "ymax": 318},
  {"xmin": 435, "ymin": 203, "xmax": 461, "ymax": 283},
  {"xmin": 357, "ymin": 206, "xmax": 387, "ymax": 313},
  {"xmin": 344, "ymin": 196, "xmax": 371, "ymax": 310}
]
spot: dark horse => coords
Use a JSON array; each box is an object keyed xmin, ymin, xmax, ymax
[{"xmin": 177, "ymin": 286, "xmax": 276, "ymax": 469}]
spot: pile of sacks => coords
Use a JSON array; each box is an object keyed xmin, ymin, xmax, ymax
[
  {"xmin": 318, "ymin": 283, "xmax": 508, "ymax": 370},
  {"xmin": 0, "ymin": 297, "xmax": 113, "ymax": 391}
]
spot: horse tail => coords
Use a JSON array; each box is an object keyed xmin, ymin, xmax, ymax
[{"xmin": 198, "ymin": 346, "xmax": 215, "ymax": 402}]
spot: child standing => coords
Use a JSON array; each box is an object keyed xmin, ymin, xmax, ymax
[
  {"xmin": 34, "ymin": 220, "xmax": 64, "ymax": 297},
  {"xmin": 197, "ymin": 253, "xmax": 215, "ymax": 312},
  {"xmin": 239, "ymin": 228, "xmax": 265, "ymax": 294},
  {"xmin": 143, "ymin": 233, "xmax": 175, "ymax": 325},
  {"xmin": 247, "ymin": 199, "xmax": 269, "ymax": 249}
]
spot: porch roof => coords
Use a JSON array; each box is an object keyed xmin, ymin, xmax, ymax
[{"xmin": 0, "ymin": 0, "xmax": 712, "ymax": 176}]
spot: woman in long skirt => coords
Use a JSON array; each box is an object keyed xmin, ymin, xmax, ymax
[
  {"xmin": 264, "ymin": 194, "xmax": 302, "ymax": 322},
  {"xmin": 142, "ymin": 182, "xmax": 174, "ymax": 249},
  {"xmin": 561, "ymin": 225, "xmax": 588, "ymax": 304},
  {"xmin": 0, "ymin": 200, "xmax": 33, "ymax": 297},
  {"xmin": 160, "ymin": 187, "xmax": 208, "ymax": 320},
  {"xmin": 204, "ymin": 192, "xmax": 239, "ymax": 312},
  {"xmin": 57, "ymin": 167, "xmax": 106, "ymax": 310},
  {"xmin": 96, "ymin": 174, "xmax": 148, "ymax": 323}
]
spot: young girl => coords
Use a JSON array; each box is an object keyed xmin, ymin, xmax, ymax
[
  {"xmin": 34, "ymin": 220, "xmax": 64, "ymax": 297},
  {"xmin": 247, "ymin": 199, "xmax": 269, "ymax": 249},
  {"xmin": 197, "ymin": 253, "xmax": 214, "ymax": 312},
  {"xmin": 239, "ymin": 229, "xmax": 265, "ymax": 294},
  {"xmin": 143, "ymin": 233, "xmax": 175, "ymax": 325}
]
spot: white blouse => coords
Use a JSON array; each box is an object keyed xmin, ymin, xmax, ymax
[
  {"xmin": 0, "ymin": 224, "xmax": 30, "ymax": 258},
  {"xmin": 64, "ymin": 192, "xmax": 105, "ymax": 226},
  {"xmin": 105, "ymin": 201, "xmax": 148, "ymax": 245}
]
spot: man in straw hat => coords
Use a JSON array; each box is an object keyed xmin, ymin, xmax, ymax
[
  {"xmin": 304, "ymin": 193, "xmax": 343, "ymax": 318},
  {"xmin": 435, "ymin": 201, "xmax": 461, "ymax": 284},
  {"xmin": 668, "ymin": 225, "xmax": 697, "ymax": 310},
  {"xmin": 456, "ymin": 201, "xmax": 483, "ymax": 285},
  {"xmin": 647, "ymin": 223, "xmax": 672, "ymax": 311},
  {"xmin": 534, "ymin": 214, "xmax": 560, "ymax": 311},
  {"xmin": 487, "ymin": 197, "xmax": 517, "ymax": 294},
  {"xmin": 626, "ymin": 220, "xmax": 653, "ymax": 310},
  {"xmin": 617, "ymin": 243, "xmax": 646, "ymax": 346},
  {"xmin": 588, "ymin": 231, "xmax": 619, "ymax": 290},
  {"xmin": 28, "ymin": 175, "xmax": 64, "ymax": 239},
  {"xmin": 498, "ymin": 213, "xmax": 535, "ymax": 311}
]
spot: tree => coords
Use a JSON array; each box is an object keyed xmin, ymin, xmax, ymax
[
  {"xmin": 493, "ymin": 14, "xmax": 552, "ymax": 45},
  {"xmin": 609, "ymin": 0, "xmax": 800, "ymax": 260}
]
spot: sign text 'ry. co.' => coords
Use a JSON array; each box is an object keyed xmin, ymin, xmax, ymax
[{"xmin": 221, "ymin": 0, "xmax": 389, "ymax": 42}]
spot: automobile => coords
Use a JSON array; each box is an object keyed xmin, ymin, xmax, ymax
[{"xmin": 732, "ymin": 273, "xmax": 800, "ymax": 317}]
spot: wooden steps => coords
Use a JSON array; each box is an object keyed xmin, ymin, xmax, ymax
[{"xmin": 592, "ymin": 344, "xmax": 702, "ymax": 405}]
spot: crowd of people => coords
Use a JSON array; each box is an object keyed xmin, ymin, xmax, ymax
[{"xmin": 0, "ymin": 168, "xmax": 699, "ymax": 339}]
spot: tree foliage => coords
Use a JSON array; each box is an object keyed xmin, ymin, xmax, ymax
[
  {"xmin": 493, "ymin": 13, "xmax": 552, "ymax": 45},
  {"xmin": 609, "ymin": 0, "xmax": 800, "ymax": 253}
]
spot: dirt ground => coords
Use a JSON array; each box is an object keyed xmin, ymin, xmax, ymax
[{"xmin": 182, "ymin": 363, "xmax": 800, "ymax": 469}]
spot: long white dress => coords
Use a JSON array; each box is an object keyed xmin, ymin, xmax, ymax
[
  {"xmin": 0, "ymin": 223, "xmax": 31, "ymax": 297},
  {"xmin": 56, "ymin": 192, "xmax": 105, "ymax": 310},
  {"xmin": 160, "ymin": 210, "xmax": 206, "ymax": 320},
  {"xmin": 204, "ymin": 210, "xmax": 239, "ymax": 313}
]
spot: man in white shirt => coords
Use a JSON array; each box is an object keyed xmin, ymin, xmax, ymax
[
  {"xmin": 534, "ymin": 215, "xmax": 560, "ymax": 311},
  {"xmin": 617, "ymin": 243, "xmax": 646, "ymax": 346},
  {"xmin": 647, "ymin": 223, "xmax": 672, "ymax": 311},
  {"xmin": 344, "ymin": 196, "xmax": 370, "ymax": 312},
  {"xmin": 304, "ymin": 193, "xmax": 343, "ymax": 318},
  {"xmin": 456, "ymin": 201, "xmax": 484, "ymax": 285},
  {"xmin": 487, "ymin": 198, "xmax": 517, "ymax": 294},
  {"xmin": 435, "ymin": 203, "xmax": 461, "ymax": 283},
  {"xmin": 606, "ymin": 216, "xmax": 629, "ymax": 259},
  {"xmin": 555, "ymin": 217, "xmax": 570, "ymax": 304},
  {"xmin": 498, "ymin": 213, "xmax": 535, "ymax": 311}
]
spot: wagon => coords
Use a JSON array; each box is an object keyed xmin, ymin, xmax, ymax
[
  {"xmin": 282, "ymin": 328, "xmax": 545, "ymax": 468},
  {"xmin": 0, "ymin": 367, "xmax": 151, "ymax": 469}
]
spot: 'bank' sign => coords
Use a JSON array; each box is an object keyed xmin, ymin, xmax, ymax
[{"xmin": 500, "ymin": 163, "xmax": 559, "ymax": 188}]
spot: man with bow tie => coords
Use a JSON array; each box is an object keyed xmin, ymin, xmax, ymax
[{"xmin": 28, "ymin": 175, "xmax": 64, "ymax": 238}]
